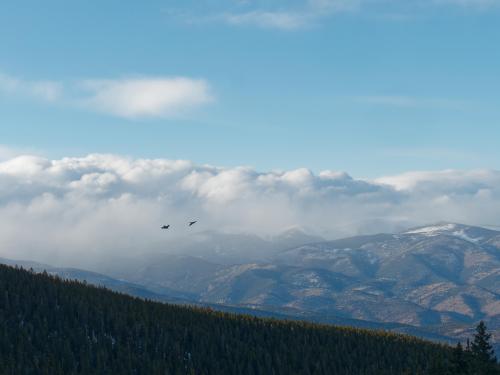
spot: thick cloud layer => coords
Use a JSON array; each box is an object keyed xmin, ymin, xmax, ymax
[{"xmin": 1, "ymin": 153, "xmax": 499, "ymax": 266}]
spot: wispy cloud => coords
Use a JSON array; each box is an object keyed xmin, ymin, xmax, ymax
[
  {"xmin": 381, "ymin": 147, "xmax": 479, "ymax": 161},
  {"xmin": 0, "ymin": 73, "xmax": 62, "ymax": 102},
  {"xmin": 222, "ymin": 10, "xmax": 313, "ymax": 30},
  {"xmin": 179, "ymin": 0, "xmax": 500, "ymax": 30},
  {"xmin": 214, "ymin": 0, "xmax": 359, "ymax": 30},
  {"xmin": 78, "ymin": 77, "xmax": 213, "ymax": 119},
  {"xmin": 0, "ymin": 145, "xmax": 44, "ymax": 161},
  {"xmin": 434, "ymin": 0, "xmax": 500, "ymax": 9},
  {"xmin": 352, "ymin": 95, "xmax": 467, "ymax": 110},
  {"xmin": 0, "ymin": 72, "xmax": 214, "ymax": 119}
]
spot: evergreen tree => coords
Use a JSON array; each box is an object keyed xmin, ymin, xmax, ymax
[
  {"xmin": 450, "ymin": 342, "xmax": 469, "ymax": 375},
  {"xmin": 470, "ymin": 321, "xmax": 498, "ymax": 375},
  {"xmin": 2, "ymin": 264, "xmax": 499, "ymax": 374}
]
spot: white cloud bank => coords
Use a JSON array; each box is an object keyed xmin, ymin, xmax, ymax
[
  {"xmin": 0, "ymin": 73, "xmax": 213, "ymax": 119},
  {"xmin": 1, "ymin": 153, "xmax": 500, "ymax": 267}
]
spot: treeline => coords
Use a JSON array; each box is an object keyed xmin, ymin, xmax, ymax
[
  {"xmin": 0, "ymin": 264, "xmax": 497, "ymax": 374},
  {"xmin": 436, "ymin": 321, "xmax": 499, "ymax": 375}
]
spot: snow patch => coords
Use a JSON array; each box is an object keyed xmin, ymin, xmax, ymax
[
  {"xmin": 404, "ymin": 223, "xmax": 484, "ymax": 243},
  {"xmin": 452, "ymin": 229, "xmax": 482, "ymax": 243},
  {"xmin": 404, "ymin": 223, "xmax": 456, "ymax": 235}
]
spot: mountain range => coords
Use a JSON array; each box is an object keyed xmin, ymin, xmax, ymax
[{"xmin": 3, "ymin": 222, "xmax": 500, "ymax": 346}]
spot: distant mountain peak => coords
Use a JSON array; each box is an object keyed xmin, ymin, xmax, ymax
[
  {"xmin": 402, "ymin": 222, "xmax": 499, "ymax": 243},
  {"xmin": 272, "ymin": 226, "xmax": 325, "ymax": 245},
  {"xmin": 403, "ymin": 223, "xmax": 459, "ymax": 235},
  {"xmin": 276, "ymin": 226, "xmax": 312, "ymax": 237}
]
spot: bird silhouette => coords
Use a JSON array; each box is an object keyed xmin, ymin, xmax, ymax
[
  {"xmin": 188, "ymin": 221, "xmax": 197, "ymax": 226},
  {"xmin": 161, "ymin": 225, "xmax": 170, "ymax": 229}
]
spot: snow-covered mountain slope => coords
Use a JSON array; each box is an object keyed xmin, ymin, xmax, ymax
[{"xmin": 403, "ymin": 222, "xmax": 500, "ymax": 244}]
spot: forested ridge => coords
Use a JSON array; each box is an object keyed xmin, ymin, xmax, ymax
[{"xmin": 0, "ymin": 264, "xmax": 497, "ymax": 374}]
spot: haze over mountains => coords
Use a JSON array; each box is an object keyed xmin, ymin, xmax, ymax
[
  {"xmin": 2, "ymin": 154, "xmax": 500, "ymax": 271},
  {"xmin": 4, "ymin": 222, "xmax": 500, "ymax": 346}
]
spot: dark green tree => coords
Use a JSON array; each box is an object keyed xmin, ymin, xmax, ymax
[
  {"xmin": 470, "ymin": 321, "xmax": 498, "ymax": 375},
  {"xmin": 450, "ymin": 342, "xmax": 470, "ymax": 375},
  {"xmin": 2, "ymin": 263, "xmax": 490, "ymax": 375}
]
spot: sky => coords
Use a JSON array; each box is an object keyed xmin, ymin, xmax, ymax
[
  {"xmin": 1, "ymin": 0, "xmax": 499, "ymax": 177},
  {"xmin": 1, "ymin": 1, "xmax": 500, "ymax": 266}
]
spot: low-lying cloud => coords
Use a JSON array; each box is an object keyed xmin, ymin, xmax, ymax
[{"xmin": 1, "ymin": 153, "xmax": 500, "ymax": 267}]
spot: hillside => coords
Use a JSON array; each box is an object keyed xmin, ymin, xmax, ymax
[
  {"xmin": 0, "ymin": 264, "xmax": 453, "ymax": 374},
  {"xmin": 104, "ymin": 223, "xmax": 500, "ymax": 345}
]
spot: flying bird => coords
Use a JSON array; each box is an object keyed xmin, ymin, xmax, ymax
[
  {"xmin": 188, "ymin": 221, "xmax": 197, "ymax": 226},
  {"xmin": 161, "ymin": 225, "xmax": 170, "ymax": 229}
]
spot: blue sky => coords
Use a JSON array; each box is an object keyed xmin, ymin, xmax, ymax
[{"xmin": 1, "ymin": 0, "xmax": 499, "ymax": 177}]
